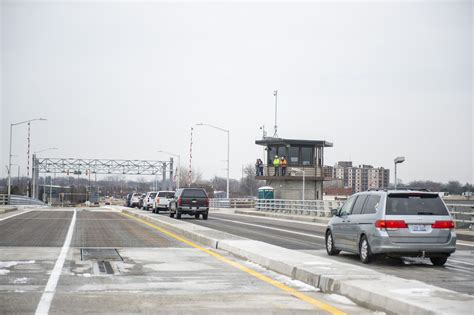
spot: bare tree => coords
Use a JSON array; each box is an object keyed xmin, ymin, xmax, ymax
[{"xmin": 240, "ymin": 164, "xmax": 264, "ymax": 197}]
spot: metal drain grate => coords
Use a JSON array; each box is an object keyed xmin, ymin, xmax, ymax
[
  {"xmin": 81, "ymin": 248, "xmax": 123, "ymax": 261},
  {"xmin": 98, "ymin": 260, "xmax": 115, "ymax": 274}
]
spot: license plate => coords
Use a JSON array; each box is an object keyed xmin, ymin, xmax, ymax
[{"xmin": 411, "ymin": 224, "xmax": 427, "ymax": 232}]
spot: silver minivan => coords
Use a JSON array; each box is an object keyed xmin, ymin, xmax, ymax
[{"xmin": 325, "ymin": 189, "xmax": 456, "ymax": 265}]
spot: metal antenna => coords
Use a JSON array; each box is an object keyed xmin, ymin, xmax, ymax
[{"xmin": 273, "ymin": 90, "xmax": 278, "ymax": 137}]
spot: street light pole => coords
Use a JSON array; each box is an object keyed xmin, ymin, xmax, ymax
[
  {"xmin": 7, "ymin": 118, "xmax": 47, "ymax": 203},
  {"xmin": 157, "ymin": 150, "xmax": 181, "ymax": 190},
  {"xmin": 292, "ymin": 167, "xmax": 306, "ymax": 201},
  {"xmin": 196, "ymin": 123, "xmax": 230, "ymax": 199},
  {"xmin": 394, "ymin": 156, "xmax": 405, "ymax": 189}
]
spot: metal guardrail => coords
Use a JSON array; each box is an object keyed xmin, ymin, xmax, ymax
[
  {"xmin": 251, "ymin": 200, "xmax": 474, "ymax": 226},
  {"xmin": 210, "ymin": 198, "xmax": 256, "ymax": 209},
  {"xmin": 255, "ymin": 199, "xmax": 343, "ymax": 217},
  {"xmin": 0, "ymin": 194, "xmax": 46, "ymax": 206},
  {"xmin": 446, "ymin": 204, "xmax": 474, "ymax": 228}
]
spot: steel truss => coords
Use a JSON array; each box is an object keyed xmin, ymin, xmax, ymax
[
  {"xmin": 35, "ymin": 158, "xmax": 173, "ymax": 175},
  {"xmin": 30, "ymin": 157, "xmax": 176, "ymax": 200}
]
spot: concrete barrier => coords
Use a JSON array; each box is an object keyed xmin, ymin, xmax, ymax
[{"xmin": 121, "ymin": 207, "xmax": 473, "ymax": 315}]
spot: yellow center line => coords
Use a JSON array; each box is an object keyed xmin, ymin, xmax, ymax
[{"xmin": 121, "ymin": 212, "xmax": 346, "ymax": 315}]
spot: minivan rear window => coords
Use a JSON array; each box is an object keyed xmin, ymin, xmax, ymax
[
  {"xmin": 182, "ymin": 189, "xmax": 207, "ymax": 198},
  {"xmin": 386, "ymin": 194, "xmax": 449, "ymax": 216},
  {"xmin": 158, "ymin": 192, "xmax": 174, "ymax": 198}
]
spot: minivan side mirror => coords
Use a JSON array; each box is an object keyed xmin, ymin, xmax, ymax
[{"xmin": 330, "ymin": 208, "xmax": 339, "ymax": 217}]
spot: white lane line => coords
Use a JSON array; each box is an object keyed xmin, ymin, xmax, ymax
[
  {"xmin": 212, "ymin": 217, "xmax": 325, "ymax": 240},
  {"xmin": 35, "ymin": 208, "xmax": 77, "ymax": 315},
  {"xmin": 456, "ymin": 241, "xmax": 474, "ymax": 248},
  {"xmin": 448, "ymin": 259, "xmax": 474, "ymax": 267},
  {"xmin": 0, "ymin": 209, "xmax": 35, "ymax": 221}
]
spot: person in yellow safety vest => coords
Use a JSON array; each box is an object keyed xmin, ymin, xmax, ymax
[
  {"xmin": 280, "ymin": 156, "xmax": 288, "ymax": 176},
  {"xmin": 273, "ymin": 155, "xmax": 280, "ymax": 176}
]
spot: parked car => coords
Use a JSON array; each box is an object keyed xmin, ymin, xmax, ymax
[
  {"xmin": 138, "ymin": 193, "xmax": 146, "ymax": 209},
  {"xmin": 153, "ymin": 191, "xmax": 175, "ymax": 213},
  {"xmin": 169, "ymin": 188, "xmax": 209, "ymax": 220},
  {"xmin": 130, "ymin": 193, "xmax": 141, "ymax": 208},
  {"xmin": 142, "ymin": 192, "xmax": 157, "ymax": 210},
  {"xmin": 325, "ymin": 189, "xmax": 456, "ymax": 265},
  {"xmin": 125, "ymin": 193, "xmax": 132, "ymax": 207}
]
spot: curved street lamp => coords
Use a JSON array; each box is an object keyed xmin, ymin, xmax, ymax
[
  {"xmin": 394, "ymin": 156, "xmax": 405, "ymax": 189},
  {"xmin": 292, "ymin": 167, "xmax": 306, "ymax": 201},
  {"xmin": 196, "ymin": 123, "xmax": 230, "ymax": 199}
]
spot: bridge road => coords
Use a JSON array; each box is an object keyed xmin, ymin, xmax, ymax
[
  {"xmin": 169, "ymin": 210, "xmax": 474, "ymax": 296},
  {"xmin": 0, "ymin": 208, "xmax": 376, "ymax": 314}
]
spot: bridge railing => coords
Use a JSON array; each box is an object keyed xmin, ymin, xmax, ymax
[
  {"xmin": 210, "ymin": 198, "xmax": 256, "ymax": 209},
  {"xmin": 0, "ymin": 194, "xmax": 46, "ymax": 206},
  {"xmin": 446, "ymin": 204, "xmax": 474, "ymax": 228},
  {"xmin": 210, "ymin": 197, "xmax": 473, "ymax": 228},
  {"xmin": 255, "ymin": 199, "xmax": 344, "ymax": 217}
]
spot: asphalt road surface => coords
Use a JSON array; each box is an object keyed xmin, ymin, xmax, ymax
[
  {"xmin": 170, "ymin": 210, "xmax": 474, "ymax": 295},
  {"xmin": 0, "ymin": 208, "xmax": 378, "ymax": 314}
]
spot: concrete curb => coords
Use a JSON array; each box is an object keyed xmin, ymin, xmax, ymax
[
  {"xmin": 121, "ymin": 208, "xmax": 473, "ymax": 315},
  {"xmin": 0, "ymin": 206, "xmax": 18, "ymax": 214}
]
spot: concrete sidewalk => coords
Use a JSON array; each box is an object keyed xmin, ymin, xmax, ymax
[
  {"xmin": 121, "ymin": 207, "xmax": 473, "ymax": 315},
  {"xmin": 229, "ymin": 208, "xmax": 474, "ymax": 242}
]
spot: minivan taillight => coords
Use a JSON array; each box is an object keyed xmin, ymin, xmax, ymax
[
  {"xmin": 432, "ymin": 220, "xmax": 454, "ymax": 229},
  {"xmin": 178, "ymin": 197, "xmax": 182, "ymax": 206},
  {"xmin": 375, "ymin": 220, "xmax": 408, "ymax": 230}
]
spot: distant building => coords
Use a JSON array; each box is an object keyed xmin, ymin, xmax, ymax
[{"xmin": 331, "ymin": 161, "xmax": 389, "ymax": 193}]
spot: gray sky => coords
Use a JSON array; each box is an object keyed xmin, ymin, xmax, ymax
[{"xmin": 1, "ymin": 0, "xmax": 473, "ymax": 184}]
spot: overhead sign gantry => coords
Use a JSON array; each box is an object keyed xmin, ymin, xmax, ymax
[{"xmin": 31, "ymin": 157, "xmax": 174, "ymax": 199}]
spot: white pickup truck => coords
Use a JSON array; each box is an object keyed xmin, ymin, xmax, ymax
[{"xmin": 152, "ymin": 191, "xmax": 175, "ymax": 213}]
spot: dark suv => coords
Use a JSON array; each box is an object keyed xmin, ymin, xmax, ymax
[{"xmin": 169, "ymin": 188, "xmax": 209, "ymax": 220}]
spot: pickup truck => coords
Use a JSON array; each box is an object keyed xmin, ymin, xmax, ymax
[
  {"xmin": 169, "ymin": 188, "xmax": 209, "ymax": 220},
  {"xmin": 152, "ymin": 191, "xmax": 175, "ymax": 213},
  {"xmin": 142, "ymin": 192, "xmax": 158, "ymax": 210},
  {"xmin": 130, "ymin": 193, "xmax": 141, "ymax": 208}
]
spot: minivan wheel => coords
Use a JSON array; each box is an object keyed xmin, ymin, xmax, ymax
[
  {"xmin": 359, "ymin": 235, "xmax": 372, "ymax": 264},
  {"xmin": 430, "ymin": 256, "xmax": 448, "ymax": 266},
  {"xmin": 202, "ymin": 212, "xmax": 208, "ymax": 220},
  {"xmin": 325, "ymin": 231, "xmax": 340, "ymax": 256}
]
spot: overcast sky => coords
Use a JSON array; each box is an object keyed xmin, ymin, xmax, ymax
[{"xmin": 1, "ymin": 0, "xmax": 472, "ymax": 184}]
